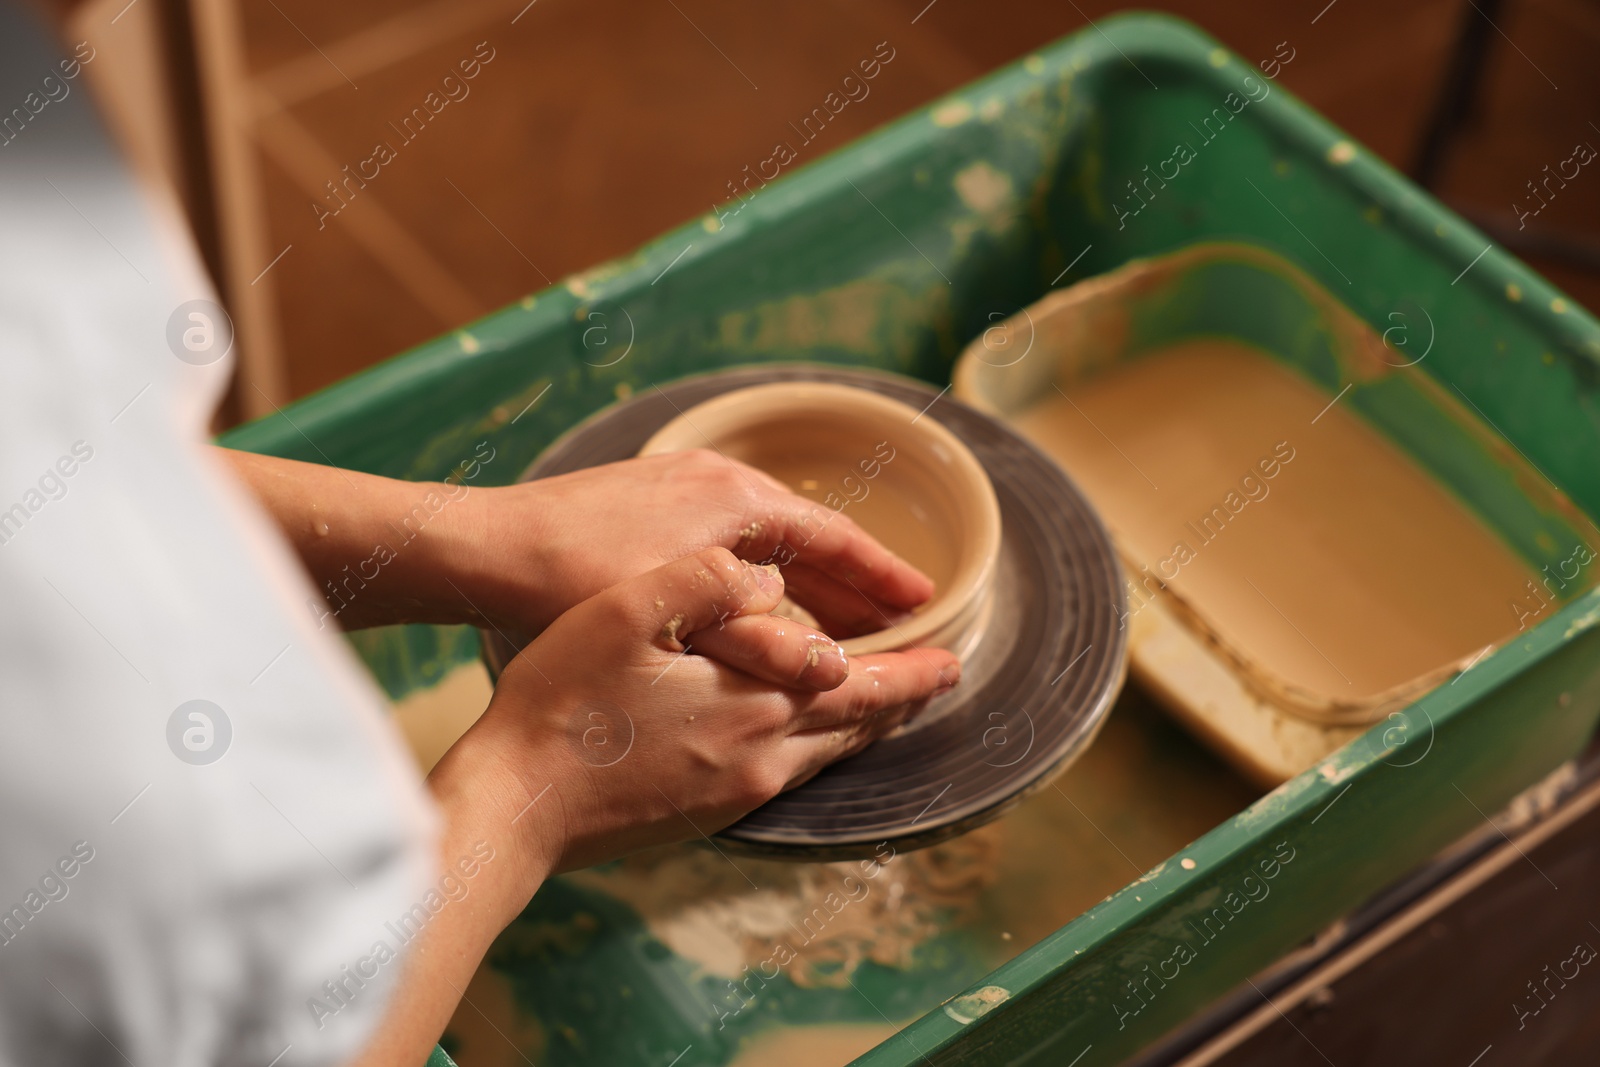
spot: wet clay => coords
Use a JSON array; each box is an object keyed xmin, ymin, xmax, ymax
[{"xmin": 1014, "ymin": 340, "xmax": 1539, "ymax": 704}]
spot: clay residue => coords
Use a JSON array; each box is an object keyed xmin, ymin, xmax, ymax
[
  {"xmin": 953, "ymin": 161, "xmax": 1016, "ymax": 234},
  {"xmin": 1501, "ymin": 760, "xmax": 1579, "ymax": 829},
  {"xmin": 713, "ymin": 278, "xmax": 929, "ymax": 358},
  {"xmin": 931, "ymin": 99, "xmax": 973, "ymax": 127},
  {"xmin": 943, "ymin": 984, "xmax": 1011, "ymax": 1024},
  {"xmin": 660, "ymin": 613, "xmax": 686, "ymax": 642},
  {"xmin": 1564, "ymin": 594, "xmax": 1600, "ymax": 639},
  {"xmin": 567, "ymin": 830, "xmax": 1001, "ymax": 987}
]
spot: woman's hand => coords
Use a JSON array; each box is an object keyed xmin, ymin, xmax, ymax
[
  {"xmin": 223, "ymin": 447, "xmax": 936, "ymax": 648},
  {"xmin": 354, "ymin": 549, "xmax": 957, "ymax": 1065},
  {"xmin": 455, "ymin": 449, "xmax": 935, "ymax": 643},
  {"xmin": 437, "ymin": 546, "xmax": 958, "ymax": 877}
]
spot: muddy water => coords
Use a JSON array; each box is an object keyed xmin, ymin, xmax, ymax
[{"xmin": 1014, "ymin": 340, "xmax": 1538, "ymax": 703}]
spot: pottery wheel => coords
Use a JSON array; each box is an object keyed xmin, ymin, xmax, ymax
[{"xmin": 486, "ymin": 365, "xmax": 1127, "ymax": 860}]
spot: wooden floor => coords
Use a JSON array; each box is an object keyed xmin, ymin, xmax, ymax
[
  {"xmin": 199, "ymin": 0, "xmax": 1600, "ymax": 416},
  {"xmin": 1127, "ymin": 753, "xmax": 1600, "ymax": 1066}
]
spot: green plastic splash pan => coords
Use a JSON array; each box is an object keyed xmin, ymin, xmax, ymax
[{"xmin": 224, "ymin": 13, "xmax": 1600, "ymax": 1067}]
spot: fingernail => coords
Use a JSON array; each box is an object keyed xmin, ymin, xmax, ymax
[
  {"xmin": 753, "ymin": 562, "xmax": 784, "ymax": 595},
  {"xmin": 799, "ymin": 635, "xmax": 847, "ymax": 688}
]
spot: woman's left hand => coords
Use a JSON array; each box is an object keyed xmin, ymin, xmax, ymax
[
  {"xmin": 222, "ymin": 446, "xmax": 935, "ymax": 649},
  {"xmin": 452, "ymin": 448, "xmax": 934, "ymax": 643}
]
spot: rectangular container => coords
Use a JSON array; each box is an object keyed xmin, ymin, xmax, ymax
[
  {"xmin": 222, "ymin": 14, "xmax": 1600, "ymax": 1066},
  {"xmin": 952, "ymin": 241, "xmax": 1600, "ymax": 788}
]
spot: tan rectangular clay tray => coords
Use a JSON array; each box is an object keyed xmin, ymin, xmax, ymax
[{"xmin": 956, "ymin": 243, "xmax": 1598, "ymax": 786}]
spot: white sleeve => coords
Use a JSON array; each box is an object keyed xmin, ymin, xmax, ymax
[{"xmin": 0, "ymin": 7, "xmax": 439, "ymax": 1067}]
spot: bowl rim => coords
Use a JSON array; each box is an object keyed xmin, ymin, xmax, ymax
[{"xmin": 639, "ymin": 380, "xmax": 1003, "ymax": 655}]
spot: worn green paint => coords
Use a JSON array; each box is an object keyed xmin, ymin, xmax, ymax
[{"xmin": 218, "ymin": 12, "xmax": 1600, "ymax": 1066}]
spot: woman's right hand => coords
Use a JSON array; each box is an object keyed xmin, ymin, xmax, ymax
[
  {"xmin": 430, "ymin": 546, "xmax": 959, "ymax": 910},
  {"xmin": 363, "ymin": 550, "xmax": 955, "ymax": 1066}
]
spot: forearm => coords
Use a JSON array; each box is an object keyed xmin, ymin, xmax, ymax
[
  {"xmin": 350, "ymin": 728, "xmax": 559, "ymax": 1066},
  {"xmin": 219, "ymin": 446, "xmax": 935, "ymax": 644},
  {"xmin": 219, "ymin": 448, "xmax": 497, "ymax": 630}
]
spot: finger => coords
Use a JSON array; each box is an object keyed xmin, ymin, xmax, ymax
[
  {"xmin": 782, "ymin": 702, "xmax": 921, "ymax": 791},
  {"xmin": 789, "ymin": 648, "xmax": 961, "ymax": 733},
  {"xmin": 613, "ymin": 548, "xmax": 787, "ymax": 650},
  {"xmin": 739, "ymin": 501, "xmax": 935, "ymax": 612},
  {"xmin": 685, "ymin": 614, "xmax": 849, "ymax": 692},
  {"xmin": 779, "ymin": 562, "xmax": 914, "ymax": 639}
]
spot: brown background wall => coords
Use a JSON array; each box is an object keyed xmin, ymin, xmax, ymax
[{"xmin": 75, "ymin": 0, "xmax": 1600, "ymax": 424}]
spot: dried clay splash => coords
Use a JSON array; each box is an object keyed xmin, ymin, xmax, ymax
[{"xmin": 567, "ymin": 826, "xmax": 1002, "ymax": 987}]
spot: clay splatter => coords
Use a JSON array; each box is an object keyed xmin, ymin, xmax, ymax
[
  {"xmin": 568, "ymin": 830, "xmax": 1001, "ymax": 987},
  {"xmin": 944, "ymin": 984, "xmax": 1011, "ymax": 1024}
]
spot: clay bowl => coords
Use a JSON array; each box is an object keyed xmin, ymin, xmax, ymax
[{"xmin": 639, "ymin": 382, "xmax": 1002, "ymax": 660}]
